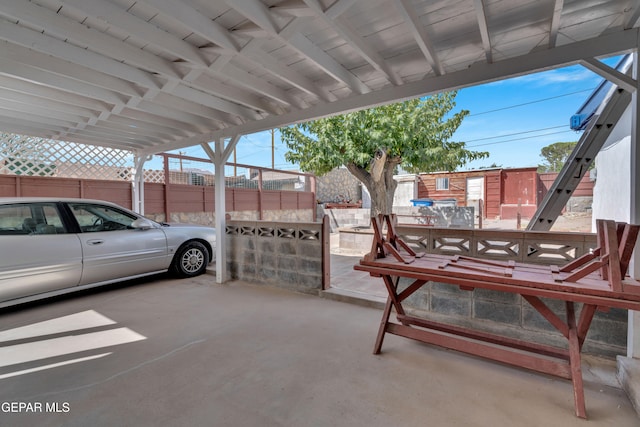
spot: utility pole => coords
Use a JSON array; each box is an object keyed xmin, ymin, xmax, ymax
[{"xmin": 270, "ymin": 129, "xmax": 275, "ymax": 169}]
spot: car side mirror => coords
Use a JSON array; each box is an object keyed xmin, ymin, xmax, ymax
[{"xmin": 131, "ymin": 218, "xmax": 153, "ymax": 230}]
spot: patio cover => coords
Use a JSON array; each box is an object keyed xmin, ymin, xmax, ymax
[
  {"xmin": 0, "ymin": 0, "xmax": 637, "ymax": 154},
  {"xmin": 2, "ymin": 0, "xmax": 640, "ymax": 411}
]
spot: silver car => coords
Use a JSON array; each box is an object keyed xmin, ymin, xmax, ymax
[{"xmin": 0, "ymin": 197, "xmax": 216, "ymax": 307}]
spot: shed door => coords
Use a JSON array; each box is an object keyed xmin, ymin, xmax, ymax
[{"xmin": 466, "ymin": 177, "xmax": 484, "ymax": 216}]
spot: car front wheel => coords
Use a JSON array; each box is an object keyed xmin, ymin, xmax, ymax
[{"xmin": 172, "ymin": 241, "xmax": 209, "ymax": 277}]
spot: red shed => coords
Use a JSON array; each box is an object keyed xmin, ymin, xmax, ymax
[{"xmin": 417, "ymin": 167, "xmax": 540, "ymax": 220}]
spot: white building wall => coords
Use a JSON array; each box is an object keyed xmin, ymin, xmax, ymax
[
  {"xmin": 592, "ymin": 106, "xmax": 633, "ymax": 230},
  {"xmin": 591, "ymin": 102, "xmax": 640, "ymax": 362},
  {"xmin": 393, "ymin": 175, "xmax": 417, "ymax": 207},
  {"xmin": 592, "ymin": 136, "xmax": 631, "ymax": 227}
]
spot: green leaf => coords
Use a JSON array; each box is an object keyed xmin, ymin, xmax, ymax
[{"xmin": 279, "ymin": 92, "xmax": 488, "ymax": 214}]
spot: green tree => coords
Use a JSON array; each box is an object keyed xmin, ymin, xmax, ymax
[
  {"xmin": 280, "ymin": 93, "xmax": 488, "ymax": 216},
  {"xmin": 538, "ymin": 141, "xmax": 578, "ymax": 172}
]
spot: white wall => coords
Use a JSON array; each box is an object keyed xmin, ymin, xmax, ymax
[
  {"xmin": 393, "ymin": 175, "xmax": 417, "ymax": 207},
  {"xmin": 592, "ymin": 105, "xmax": 633, "ymax": 230},
  {"xmin": 592, "ymin": 136, "xmax": 631, "ymax": 227},
  {"xmin": 591, "ymin": 101, "xmax": 640, "ymax": 359}
]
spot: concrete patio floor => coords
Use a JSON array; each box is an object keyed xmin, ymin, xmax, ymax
[{"xmin": 1, "ymin": 274, "xmax": 638, "ymax": 426}]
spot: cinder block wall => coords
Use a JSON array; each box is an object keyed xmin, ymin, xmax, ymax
[
  {"xmin": 398, "ymin": 279, "xmax": 627, "ymax": 358},
  {"xmin": 226, "ymin": 219, "xmax": 328, "ymax": 294},
  {"xmin": 320, "ymin": 207, "xmax": 371, "ymax": 231},
  {"xmin": 319, "ymin": 206, "xmax": 475, "ymax": 232},
  {"xmin": 146, "ymin": 209, "xmax": 315, "ymax": 225}
]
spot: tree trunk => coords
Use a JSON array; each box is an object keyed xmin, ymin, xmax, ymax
[{"xmin": 345, "ymin": 154, "xmax": 400, "ymax": 218}]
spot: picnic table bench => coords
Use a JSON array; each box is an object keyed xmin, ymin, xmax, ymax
[{"xmin": 354, "ymin": 214, "xmax": 640, "ymax": 419}]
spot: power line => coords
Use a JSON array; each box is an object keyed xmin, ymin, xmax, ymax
[
  {"xmin": 464, "ymin": 125, "xmax": 569, "ymax": 143},
  {"xmin": 467, "ymin": 88, "xmax": 595, "ymax": 117},
  {"xmin": 467, "ymin": 130, "xmax": 575, "ymax": 148}
]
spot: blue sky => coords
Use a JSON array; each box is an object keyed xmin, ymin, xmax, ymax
[
  {"xmin": 453, "ymin": 61, "xmax": 616, "ymax": 170},
  {"xmin": 168, "ymin": 55, "xmax": 622, "ymax": 173}
]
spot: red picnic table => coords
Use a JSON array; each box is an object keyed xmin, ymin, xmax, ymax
[{"xmin": 354, "ymin": 215, "xmax": 640, "ymax": 419}]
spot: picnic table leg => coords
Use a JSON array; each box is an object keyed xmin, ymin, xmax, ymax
[
  {"xmin": 567, "ymin": 301, "xmax": 587, "ymax": 419},
  {"xmin": 374, "ymin": 296, "xmax": 394, "ymax": 354}
]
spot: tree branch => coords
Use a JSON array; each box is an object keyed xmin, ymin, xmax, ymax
[{"xmin": 345, "ymin": 162, "xmax": 372, "ymax": 189}]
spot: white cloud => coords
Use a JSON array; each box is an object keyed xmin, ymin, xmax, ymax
[{"xmin": 485, "ymin": 67, "xmax": 601, "ymax": 88}]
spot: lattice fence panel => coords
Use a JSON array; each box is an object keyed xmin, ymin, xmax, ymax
[
  {"xmin": 144, "ymin": 169, "xmax": 165, "ymax": 184},
  {"xmin": 0, "ymin": 134, "xmax": 134, "ymax": 181}
]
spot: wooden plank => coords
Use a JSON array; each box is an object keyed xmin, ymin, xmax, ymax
[
  {"xmin": 522, "ymin": 295, "xmax": 569, "ymax": 338},
  {"xmin": 396, "ymin": 314, "xmax": 568, "ymax": 359},
  {"xmin": 374, "ymin": 297, "xmax": 394, "ymax": 355},
  {"xmin": 577, "ymin": 304, "xmax": 597, "ymax": 349},
  {"xmin": 385, "ymin": 323, "xmax": 572, "ymax": 379},
  {"xmin": 603, "ymin": 220, "xmax": 622, "ymax": 292},
  {"xmin": 566, "ymin": 302, "xmax": 587, "ymax": 419},
  {"xmin": 354, "ymin": 262, "xmax": 640, "ymax": 310},
  {"xmin": 597, "ymin": 219, "xmax": 608, "ymax": 281},
  {"xmin": 563, "ymin": 256, "xmax": 608, "ymax": 283},
  {"xmin": 618, "ymin": 224, "xmax": 640, "ymax": 278}
]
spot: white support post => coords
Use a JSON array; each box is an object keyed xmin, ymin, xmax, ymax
[
  {"xmin": 629, "ymin": 52, "xmax": 640, "ymax": 359},
  {"xmin": 214, "ymin": 139, "xmax": 227, "ymax": 284},
  {"xmin": 617, "ymin": 51, "xmax": 640, "ymax": 419},
  {"xmin": 202, "ymin": 135, "xmax": 241, "ymax": 284},
  {"xmin": 132, "ymin": 155, "xmax": 149, "ymax": 215}
]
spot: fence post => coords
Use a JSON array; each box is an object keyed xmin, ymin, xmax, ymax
[
  {"xmin": 258, "ymin": 169, "xmax": 263, "ymax": 220},
  {"xmin": 517, "ymin": 198, "xmax": 522, "ymax": 230},
  {"xmin": 163, "ymin": 154, "xmax": 171, "ymax": 222},
  {"xmin": 322, "ymin": 214, "xmax": 330, "ymax": 290}
]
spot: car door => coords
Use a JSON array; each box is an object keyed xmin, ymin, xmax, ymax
[
  {"xmin": 67, "ymin": 202, "xmax": 169, "ymax": 285},
  {"xmin": 0, "ymin": 202, "xmax": 83, "ymax": 303}
]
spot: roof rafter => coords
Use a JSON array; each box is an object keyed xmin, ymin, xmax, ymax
[
  {"xmin": 0, "ymin": 0, "xmax": 260, "ymax": 124},
  {"xmin": 549, "ymin": 0, "xmax": 564, "ymax": 47},
  {"xmin": 324, "ymin": 0, "xmax": 361, "ymax": 20},
  {"xmin": 302, "ymin": 0, "xmax": 403, "ymax": 85},
  {"xmin": 56, "ymin": 2, "xmax": 266, "ymax": 119},
  {"xmin": 0, "ymin": 20, "xmax": 160, "ymax": 90},
  {"xmin": 60, "ymin": 0, "xmax": 209, "ymax": 67},
  {"xmin": 473, "ymin": 0, "xmax": 492, "ymax": 63},
  {"xmin": 579, "ymin": 58, "xmax": 637, "ymax": 93},
  {"xmin": 625, "ymin": 0, "xmax": 640, "ymax": 29},
  {"xmin": 145, "ymin": 27, "xmax": 640, "ymax": 155},
  {"xmin": 135, "ymin": 0, "xmax": 328, "ymax": 106},
  {"xmin": 394, "ymin": 0, "xmax": 444, "ymax": 76},
  {"xmin": 138, "ymin": 0, "xmax": 239, "ymax": 52},
  {"xmin": 228, "ymin": 0, "xmax": 371, "ymax": 94}
]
